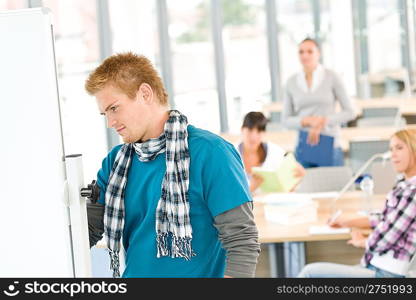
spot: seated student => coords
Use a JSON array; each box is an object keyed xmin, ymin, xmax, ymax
[
  {"xmin": 298, "ymin": 128, "xmax": 416, "ymax": 278},
  {"xmin": 237, "ymin": 112, "xmax": 305, "ymax": 193}
]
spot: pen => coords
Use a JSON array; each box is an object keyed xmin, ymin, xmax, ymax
[{"xmin": 328, "ymin": 209, "xmax": 342, "ymax": 224}]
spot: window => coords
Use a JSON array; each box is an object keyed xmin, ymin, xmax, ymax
[
  {"xmin": 222, "ymin": 0, "xmax": 270, "ymax": 133},
  {"xmin": 277, "ymin": 0, "xmax": 355, "ymax": 96},
  {"xmin": 367, "ymin": 0, "xmax": 402, "ymax": 74},
  {"xmin": 167, "ymin": 0, "xmax": 220, "ymax": 133},
  {"xmin": 277, "ymin": 0, "xmax": 314, "ymax": 85},
  {"xmin": 108, "ymin": 0, "xmax": 159, "ymax": 65},
  {"xmin": 43, "ymin": 0, "xmax": 107, "ymax": 180},
  {"xmin": 317, "ymin": 0, "xmax": 356, "ymax": 95},
  {"xmin": 366, "ymin": 0, "xmax": 406, "ymax": 97},
  {"xmin": 0, "ymin": 0, "xmax": 26, "ymax": 10}
]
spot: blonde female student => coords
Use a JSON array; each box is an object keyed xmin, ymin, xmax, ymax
[{"xmin": 298, "ymin": 128, "xmax": 416, "ymax": 278}]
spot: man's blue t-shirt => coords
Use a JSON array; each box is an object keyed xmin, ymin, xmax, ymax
[{"xmin": 96, "ymin": 125, "xmax": 251, "ymax": 277}]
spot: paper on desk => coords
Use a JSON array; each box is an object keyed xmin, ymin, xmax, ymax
[
  {"xmin": 308, "ymin": 192, "xmax": 340, "ymax": 199},
  {"xmin": 255, "ymin": 192, "xmax": 312, "ymax": 204},
  {"xmin": 309, "ymin": 225, "xmax": 350, "ymax": 235}
]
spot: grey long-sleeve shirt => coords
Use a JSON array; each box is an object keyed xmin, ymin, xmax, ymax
[
  {"xmin": 282, "ymin": 68, "xmax": 356, "ymax": 147},
  {"xmin": 87, "ymin": 201, "xmax": 260, "ymax": 278}
]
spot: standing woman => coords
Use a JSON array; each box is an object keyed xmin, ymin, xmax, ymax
[
  {"xmin": 298, "ymin": 128, "xmax": 416, "ymax": 278},
  {"xmin": 282, "ymin": 38, "xmax": 356, "ymax": 168}
]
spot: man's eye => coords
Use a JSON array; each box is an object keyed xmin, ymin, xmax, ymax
[{"xmin": 110, "ymin": 106, "xmax": 117, "ymax": 112}]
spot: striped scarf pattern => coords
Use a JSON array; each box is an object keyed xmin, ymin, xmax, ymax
[{"xmin": 103, "ymin": 110, "xmax": 195, "ymax": 277}]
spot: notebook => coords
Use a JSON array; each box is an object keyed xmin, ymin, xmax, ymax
[
  {"xmin": 309, "ymin": 225, "xmax": 350, "ymax": 235},
  {"xmin": 252, "ymin": 152, "xmax": 301, "ymax": 193},
  {"xmin": 297, "ymin": 130, "xmax": 334, "ymax": 166}
]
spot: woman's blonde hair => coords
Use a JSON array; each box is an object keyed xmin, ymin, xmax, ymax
[{"xmin": 392, "ymin": 128, "xmax": 416, "ymax": 157}]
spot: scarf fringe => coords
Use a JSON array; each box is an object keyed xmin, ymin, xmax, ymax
[
  {"xmin": 157, "ymin": 232, "xmax": 195, "ymax": 260},
  {"xmin": 156, "ymin": 232, "xmax": 170, "ymax": 257},
  {"xmin": 109, "ymin": 250, "xmax": 121, "ymax": 278}
]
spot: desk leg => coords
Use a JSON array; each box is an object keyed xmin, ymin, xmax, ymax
[
  {"xmin": 267, "ymin": 243, "xmax": 285, "ymax": 277},
  {"xmin": 283, "ymin": 242, "xmax": 305, "ymax": 277}
]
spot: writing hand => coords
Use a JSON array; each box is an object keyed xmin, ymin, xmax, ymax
[{"xmin": 327, "ymin": 210, "xmax": 345, "ymax": 228}]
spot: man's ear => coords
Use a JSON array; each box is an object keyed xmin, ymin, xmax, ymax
[{"xmin": 137, "ymin": 83, "xmax": 153, "ymax": 104}]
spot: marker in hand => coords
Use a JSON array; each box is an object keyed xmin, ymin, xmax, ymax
[{"xmin": 327, "ymin": 209, "xmax": 342, "ymax": 226}]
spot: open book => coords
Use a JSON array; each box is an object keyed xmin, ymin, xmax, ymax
[{"xmin": 252, "ymin": 152, "xmax": 301, "ymax": 193}]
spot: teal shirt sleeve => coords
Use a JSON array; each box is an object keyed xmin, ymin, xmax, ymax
[
  {"xmin": 96, "ymin": 145, "xmax": 122, "ymax": 205},
  {"xmin": 202, "ymin": 141, "xmax": 252, "ymax": 217}
]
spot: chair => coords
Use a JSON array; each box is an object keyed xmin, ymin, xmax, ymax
[
  {"xmin": 406, "ymin": 254, "xmax": 416, "ymax": 277},
  {"xmin": 362, "ymin": 107, "xmax": 399, "ymax": 118},
  {"xmin": 358, "ymin": 106, "xmax": 406, "ymax": 128},
  {"xmin": 370, "ymin": 161, "xmax": 397, "ymax": 194},
  {"xmin": 348, "ymin": 140, "xmax": 390, "ymax": 174},
  {"xmin": 295, "ymin": 166, "xmax": 354, "ymax": 193},
  {"xmin": 269, "ymin": 111, "xmax": 281, "ymax": 123},
  {"xmin": 267, "ymin": 111, "xmax": 283, "ymax": 131},
  {"xmin": 356, "ymin": 116, "xmax": 406, "ymax": 128}
]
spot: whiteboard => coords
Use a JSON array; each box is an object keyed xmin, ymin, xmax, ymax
[{"xmin": 0, "ymin": 8, "xmax": 74, "ymax": 276}]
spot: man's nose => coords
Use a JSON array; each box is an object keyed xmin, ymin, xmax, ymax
[{"xmin": 106, "ymin": 115, "xmax": 116, "ymax": 128}]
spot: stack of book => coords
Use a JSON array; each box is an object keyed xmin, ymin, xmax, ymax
[{"xmin": 261, "ymin": 193, "xmax": 318, "ymax": 225}]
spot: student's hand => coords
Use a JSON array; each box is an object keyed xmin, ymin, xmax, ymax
[
  {"xmin": 250, "ymin": 173, "xmax": 264, "ymax": 193},
  {"xmin": 327, "ymin": 215, "xmax": 347, "ymax": 228},
  {"xmin": 347, "ymin": 230, "xmax": 367, "ymax": 248},
  {"xmin": 292, "ymin": 163, "xmax": 306, "ymax": 178},
  {"xmin": 289, "ymin": 164, "xmax": 306, "ymax": 192}
]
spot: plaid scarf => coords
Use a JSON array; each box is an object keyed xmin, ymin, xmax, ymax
[{"xmin": 104, "ymin": 110, "xmax": 195, "ymax": 278}]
